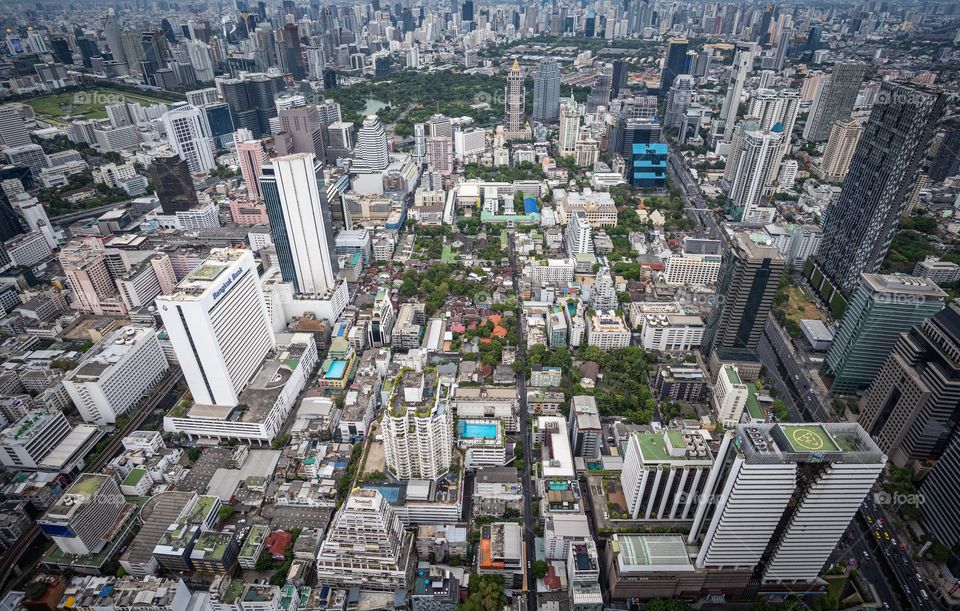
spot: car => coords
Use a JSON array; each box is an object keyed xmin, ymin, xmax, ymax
[
  {"xmin": 884, "ymin": 531, "xmax": 891, "ymax": 540},
  {"xmin": 863, "ymin": 551, "xmax": 870, "ymax": 560},
  {"xmin": 874, "ymin": 531, "xmax": 882, "ymax": 540},
  {"xmin": 867, "ymin": 516, "xmax": 873, "ymax": 524},
  {"xmin": 921, "ymin": 589, "xmax": 928, "ymax": 600}
]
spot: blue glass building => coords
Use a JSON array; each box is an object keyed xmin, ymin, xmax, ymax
[{"xmin": 630, "ymin": 143, "xmax": 668, "ymax": 187}]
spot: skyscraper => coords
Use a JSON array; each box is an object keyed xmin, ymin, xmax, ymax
[
  {"xmin": 718, "ymin": 46, "xmax": 754, "ymax": 142},
  {"xmin": 727, "ymin": 126, "xmax": 784, "ymax": 222},
  {"xmin": 824, "ymin": 274, "xmax": 945, "ymax": 396},
  {"xmin": 161, "ymin": 105, "xmax": 215, "ymax": 174},
  {"xmin": 220, "ymin": 74, "xmax": 281, "ymax": 139},
  {"xmin": 236, "ymin": 139, "xmax": 269, "ymax": 200},
  {"xmin": 703, "ymin": 233, "xmax": 784, "ymax": 361},
  {"xmin": 425, "ymin": 136, "xmax": 453, "ymax": 175},
  {"xmin": 504, "ymin": 59, "xmax": 527, "ymax": 139},
  {"xmin": 259, "ymin": 153, "xmax": 339, "ymax": 296},
  {"xmin": 859, "ymin": 303, "xmax": 959, "ymax": 465},
  {"xmin": 929, "ymin": 128, "xmax": 960, "ymax": 183},
  {"xmin": 659, "ymin": 38, "xmax": 689, "ymax": 98},
  {"xmin": 281, "ymin": 23, "xmax": 305, "ymax": 79},
  {"xmin": 532, "ymin": 58, "xmax": 561, "ymax": 122},
  {"xmin": 558, "ymin": 104, "xmax": 580, "ymax": 157},
  {"xmin": 586, "ymin": 63, "xmax": 613, "ymax": 113},
  {"xmin": 352, "ymin": 115, "xmax": 389, "ymax": 171},
  {"xmin": 276, "ymin": 105, "xmax": 326, "ymax": 160},
  {"xmin": 381, "ymin": 370, "xmax": 453, "ymax": 480},
  {"xmin": 664, "ymin": 74, "xmax": 694, "ymax": 129},
  {"xmin": 156, "ymin": 249, "xmax": 276, "ymax": 407},
  {"xmin": 747, "ymin": 88, "xmax": 800, "ymax": 180},
  {"xmin": 919, "ymin": 431, "xmax": 960, "ymax": 551},
  {"xmin": 812, "ymin": 82, "xmax": 946, "ymax": 294},
  {"xmin": 818, "ymin": 119, "xmax": 862, "ymax": 183},
  {"xmin": 802, "ymin": 62, "xmax": 865, "ymax": 142},
  {"xmin": 0, "ymin": 105, "xmax": 31, "ymax": 148},
  {"xmin": 689, "ymin": 423, "xmax": 885, "ymax": 586},
  {"xmin": 103, "ymin": 10, "xmax": 127, "ymax": 65},
  {"xmin": 149, "ymin": 153, "xmax": 200, "ymax": 214},
  {"xmin": 315, "ymin": 489, "xmax": 414, "ymax": 590}
]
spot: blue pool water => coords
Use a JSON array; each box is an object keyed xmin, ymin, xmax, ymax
[
  {"xmin": 458, "ymin": 421, "xmax": 498, "ymax": 439},
  {"xmin": 325, "ymin": 360, "xmax": 347, "ymax": 379}
]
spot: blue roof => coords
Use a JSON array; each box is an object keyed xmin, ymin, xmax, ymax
[
  {"xmin": 771, "ymin": 122, "xmax": 784, "ymax": 133},
  {"xmin": 632, "ymin": 142, "xmax": 669, "ymax": 154},
  {"xmin": 523, "ymin": 197, "xmax": 539, "ymax": 214}
]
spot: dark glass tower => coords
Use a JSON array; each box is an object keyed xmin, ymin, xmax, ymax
[
  {"xmin": 659, "ymin": 37, "xmax": 689, "ymax": 98},
  {"xmin": 149, "ymin": 153, "xmax": 200, "ymax": 214}
]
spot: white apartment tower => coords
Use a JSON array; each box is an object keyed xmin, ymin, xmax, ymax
[
  {"xmin": 381, "ymin": 370, "xmax": 453, "ymax": 481},
  {"xmin": 565, "ymin": 211, "xmax": 593, "ymax": 256},
  {"xmin": 156, "ymin": 249, "xmax": 276, "ymax": 407},
  {"xmin": 161, "ymin": 104, "xmax": 215, "ymax": 174},
  {"xmin": 728, "ymin": 127, "xmax": 784, "ymax": 222},
  {"xmin": 354, "ymin": 115, "xmax": 389, "ymax": 171},
  {"xmin": 259, "ymin": 153, "xmax": 339, "ymax": 296}
]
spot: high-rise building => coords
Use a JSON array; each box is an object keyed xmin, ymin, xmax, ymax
[
  {"xmin": 156, "ymin": 249, "xmax": 276, "ymax": 407},
  {"xmin": 689, "ymin": 423, "xmax": 885, "ymax": 585},
  {"xmin": 161, "ymin": 105, "xmax": 215, "ymax": 174},
  {"xmin": 802, "ymin": 62, "xmax": 865, "ymax": 142},
  {"xmin": 812, "ymin": 82, "xmax": 946, "ymax": 294},
  {"xmin": 611, "ymin": 58, "xmax": 628, "ymax": 99},
  {"xmin": 381, "ymin": 370, "xmax": 453, "ymax": 480},
  {"xmin": 532, "ymin": 58, "xmax": 561, "ymax": 122},
  {"xmin": 103, "ymin": 10, "xmax": 126, "ymax": 66},
  {"xmin": 149, "ymin": 153, "xmax": 200, "ymax": 214},
  {"xmin": 558, "ymin": 104, "xmax": 580, "ymax": 158},
  {"xmin": 703, "ymin": 233, "xmax": 784, "ymax": 361},
  {"xmin": 259, "ymin": 153, "xmax": 339, "ymax": 296},
  {"xmin": 276, "ymin": 105, "xmax": 326, "ymax": 160},
  {"xmin": 353, "ymin": 115, "xmax": 389, "ymax": 171},
  {"xmin": 818, "ymin": 119, "xmax": 862, "ymax": 183},
  {"xmin": 727, "ymin": 126, "xmax": 784, "ymax": 222},
  {"xmin": 426, "ymin": 136, "xmax": 453, "ymax": 175},
  {"xmin": 39, "ymin": 474, "xmax": 126, "ymax": 556},
  {"xmin": 280, "ymin": 23, "xmax": 305, "ymax": 79},
  {"xmin": 586, "ymin": 63, "xmax": 613, "ymax": 113},
  {"xmin": 665, "ymin": 74, "xmax": 694, "ymax": 129},
  {"xmin": 504, "ymin": 59, "xmax": 527, "ymax": 139},
  {"xmin": 858, "ymin": 303, "xmax": 959, "ymax": 465},
  {"xmin": 660, "ymin": 38, "xmax": 689, "ymax": 98},
  {"xmin": 0, "ymin": 408, "xmax": 72, "ymax": 470},
  {"xmin": 919, "ymin": 431, "xmax": 960, "ymax": 551},
  {"xmin": 621, "ymin": 429, "xmax": 714, "ymax": 521},
  {"xmin": 747, "ymin": 88, "xmax": 799, "ymax": 180},
  {"xmin": 315, "ymin": 489, "xmax": 414, "ymax": 590},
  {"xmin": 565, "ymin": 211, "xmax": 593, "ymax": 256},
  {"xmin": 59, "ymin": 240, "xmax": 128, "ymax": 316},
  {"xmin": 824, "ymin": 274, "xmax": 945, "ymax": 395},
  {"xmin": 220, "ymin": 74, "xmax": 281, "ymax": 138},
  {"xmin": 718, "ymin": 47, "xmax": 754, "ymax": 142},
  {"xmin": 0, "ymin": 105, "xmax": 31, "ymax": 148},
  {"xmin": 236, "ymin": 139, "xmax": 269, "ymax": 200},
  {"xmin": 929, "ymin": 128, "xmax": 960, "ymax": 183},
  {"xmin": 412, "ymin": 123, "xmax": 426, "ymax": 163}
]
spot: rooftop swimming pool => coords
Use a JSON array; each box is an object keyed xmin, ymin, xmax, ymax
[
  {"xmin": 457, "ymin": 421, "xmax": 498, "ymax": 439},
  {"xmin": 325, "ymin": 360, "xmax": 347, "ymax": 379}
]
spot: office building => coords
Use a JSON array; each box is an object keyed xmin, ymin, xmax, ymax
[
  {"xmin": 276, "ymin": 105, "xmax": 325, "ymax": 160},
  {"xmin": 426, "ymin": 136, "xmax": 454, "ymax": 175},
  {"xmin": 532, "ymin": 58, "xmax": 561, "ymax": 122},
  {"xmin": 633, "ymin": 302, "xmax": 705, "ymax": 352},
  {"xmin": 381, "ymin": 370, "xmax": 453, "ymax": 480},
  {"xmin": 161, "ymin": 105, "xmax": 215, "ymax": 174},
  {"xmin": 660, "ymin": 38, "xmax": 689, "ymax": 98},
  {"xmin": 859, "ymin": 304, "xmax": 960, "ymax": 465},
  {"xmin": 817, "ymin": 119, "xmax": 862, "ymax": 183},
  {"xmin": 689, "ymin": 424, "xmax": 884, "ymax": 585},
  {"xmin": 929, "ymin": 128, "xmax": 960, "ymax": 183},
  {"xmin": 315, "ymin": 488, "xmax": 414, "ymax": 590},
  {"xmin": 586, "ymin": 63, "xmax": 613, "ymax": 113},
  {"xmin": 621, "ymin": 429, "xmax": 714, "ymax": 521},
  {"xmin": 803, "ymin": 62, "xmax": 865, "ymax": 142},
  {"xmin": 260, "ymin": 153, "xmax": 338, "ymax": 296},
  {"xmin": 824, "ymin": 274, "xmax": 945, "ymax": 395},
  {"xmin": 280, "ymin": 23, "xmax": 305, "ymax": 79},
  {"xmin": 703, "ymin": 233, "xmax": 784, "ymax": 361},
  {"xmin": 236, "ymin": 139, "xmax": 269, "ymax": 201},
  {"xmin": 913, "ymin": 256, "xmax": 960, "ymax": 285},
  {"xmin": 220, "ymin": 74, "xmax": 281, "ymax": 138},
  {"xmin": 150, "ymin": 153, "xmax": 200, "ymax": 214},
  {"xmin": 919, "ymin": 432, "xmax": 960, "ymax": 550},
  {"xmin": 0, "ymin": 408, "xmax": 72, "ymax": 470},
  {"xmin": 504, "ymin": 59, "xmax": 527, "ymax": 139},
  {"xmin": 4, "ymin": 144, "xmax": 49, "ymax": 176},
  {"xmin": 0, "ymin": 106, "xmax": 31, "ymax": 148},
  {"xmin": 156, "ymin": 248, "xmax": 276, "ymax": 407},
  {"xmin": 63, "ymin": 327, "xmax": 169, "ymax": 426},
  {"xmin": 629, "ymin": 143, "xmax": 667, "ymax": 187},
  {"xmin": 726, "ymin": 126, "xmax": 783, "ymax": 222},
  {"xmin": 713, "ymin": 365, "xmax": 754, "ymax": 426},
  {"xmin": 665, "ymin": 75, "xmax": 694, "ymax": 129},
  {"xmin": 353, "ymin": 115, "xmax": 389, "ymax": 171},
  {"xmin": 812, "ymin": 82, "xmax": 945, "ymax": 294},
  {"xmin": 38, "ymin": 474, "xmax": 125, "ymax": 555},
  {"xmin": 586, "ymin": 310, "xmax": 631, "ymax": 351},
  {"xmin": 569, "ymin": 396, "xmax": 601, "ymax": 460},
  {"xmin": 454, "ymin": 128, "xmax": 486, "ymax": 159},
  {"xmin": 59, "ymin": 241, "xmax": 128, "ymax": 317},
  {"xmin": 664, "ymin": 238, "xmax": 723, "ymax": 287},
  {"xmin": 4, "ymin": 231, "xmax": 51, "ymax": 268}
]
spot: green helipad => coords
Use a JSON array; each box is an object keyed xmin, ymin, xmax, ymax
[{"xmin": 780, "ymin": 424, "xmax": 839, "ymax": 453}]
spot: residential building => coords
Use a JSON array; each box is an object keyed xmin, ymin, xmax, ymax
[
  {"xmin": 569, "ymin": 396, "xmax": 601, "ymax": 460},
  {"xmin": 586, "ymin": 310, "xmax": 630, "ymax": 350},
  {"xmin": 621, "ymin": 430, "xmax": 714, "ymax": 520},
  {"xmin": 504, "ymin": 60, "xmax": 528, "ymax": 139},
  {"xmin": 713, "ymin": 365, "xmax": 750, "ymax": 427},
  {"xmin": 913, "ymin": 256, "xmax": 960, "ymax": 285},
  {"xmin": 803, "ymin": 62, "xmax": 865, "ymax": 142},
  {"xmin": 381, "ymin": 370, "xmax": 453, "ymax": 480},
  {"xmin": 162, "ymin": 105, "xmax": 215, "ymax": 174},
  {"xmin": 818, "ymin": 119, "xmax": 861, "ymax": 183}
]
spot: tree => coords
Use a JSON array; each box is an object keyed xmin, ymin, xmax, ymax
[
  {"xmin": 218, "ymin": 505, "xmax": 235, "ymax": 522},
  {"xmin": 645, "ymin": 599, "xmax": 693, "ymax": 611},
  {"xmin": 187, "ymin": 447, "xmax": 202, "ymax": 462},
  {"xmin": 530, "ymin": 559, "xmax": 549, "ymax": 579},
  {"xmin": 459, "ymin": 574, "xmax": 507, "ymax": 611}
]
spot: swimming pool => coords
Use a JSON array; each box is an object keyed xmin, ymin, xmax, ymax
[
  {"xmin": 458, "ymin": 421, "xmax": 498, "ymax": 439},
  {"xmin": 325, "ymin": 360, "xmax": 347, "ymax": 379}
]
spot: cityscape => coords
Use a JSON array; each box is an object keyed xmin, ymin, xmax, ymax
[{"xmin": 0, "ymin": 0, "xmax": 957, "ymax": 610}]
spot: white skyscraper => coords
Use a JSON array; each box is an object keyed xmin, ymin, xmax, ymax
[
  {"xmin": 559, "ymin": 104, "xmax": 580, "ymax": 158},
  {"xmin": 353, "ymin": 115, "xmax": 389, "ymax": 171},
  {"xmin": 381, "ymin": 370, "xmax": 453, "ymax": 481},
  {"xmin": 156, "ymin": 249, "xmax": 276, "ymax": 407},
  {"xmin": 161, "ymin": 104, "xmax": 215, "ymax": 174},
  {"xmin": 413, "ymin": 122, "xmax": 426, "ymax": 163},
  {"xmin": 727, "ymin": 126, "xmax": 784, "ymax": 222},
  {"xmin": 259, "ymin": 153, "xmax": 339, "ymax": 296},
  {"xmin": 719, "ymin": 47, "xmax": 754, "ymax": 142},
  {"xmin": 689, "ymin": 423, "xmax": 885, "ymax": 584},
  {"xmin": 184, "ymin": 41, "xmax": 215, "ymax": 82},
  {"xmin": 565, "ymin": 211, "xmax": 593, "ymax": 256}
]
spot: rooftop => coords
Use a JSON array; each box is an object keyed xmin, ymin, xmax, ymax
[
  {"xmin": 738, "ymin": 423, "xmax": 885, "ymax": 463},
  {"xmin": 613, "ymin": 534, "xmax": 692, "ymax": 571}
]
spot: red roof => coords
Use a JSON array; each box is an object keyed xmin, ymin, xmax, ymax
[{"xmin": 264, "ymin": 530, "xmax": 293, "ymax": 557}]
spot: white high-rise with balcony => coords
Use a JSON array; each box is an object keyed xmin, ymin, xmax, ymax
[
  {"xmin": 381, "ymin": 370, "xmax": 453, "ymax": 481},
  {"xmin": 161, "ymin": 104, "xmax": 215, "ymax": 174}
]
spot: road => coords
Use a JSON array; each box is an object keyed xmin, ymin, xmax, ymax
[
  {"xmin": 0, "ymin": 368, "xmax": 183, "ymax": 589},
  {"xmin": 50, "ymin": 198, "xmax": 135, "ymax": 224},
  {"xmin": 667, "ymin": 152, "xmax": 724, "ymax": 242},
  {"xmin": 756, "ymin": 317, "xmax": 831, "ymax": 422},
  {"xmin": 508, "ymin": 231, "xmax": 537, "ymax": 611}
]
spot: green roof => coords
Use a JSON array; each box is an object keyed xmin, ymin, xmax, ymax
[
  {"xmin": 633, "ymin": 432, "xmax": 671, "ymax": 462},
  {"xmin": 68, "ymin": 473, "xmax": 108, "ymax": 497},
  {"xmin": 122, "ymin": 469, "xmax": 146, "ymax": 487},
  {"xmin": 725, "ymin": 367, "xmax": 742, "ymax": 385},
  {"xmin": 240, "ymin": 524, "xmax": 269, "ymax": 558},
  {"xmin": 745, "ymin": 385, "xmax": 763, "ymax": 420},
  {"xmin": 193, "ymin": 531, "xmax": 233, "ymax": 562}
]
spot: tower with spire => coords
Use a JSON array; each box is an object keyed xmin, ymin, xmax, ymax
[{"xmin": 504, "ymin": 58, "xmax": 531, "ymax": 140}]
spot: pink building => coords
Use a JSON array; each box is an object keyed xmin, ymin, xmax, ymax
[
  {"xmin": 426, "ymin": 136, "xmax": 453, "ymax": 176},
  {"xmin": 236, "ymin": 139, "xmax": 269, "ymax": 200},
  {"xmin": 229, "ymin": 198, "xmax": 270, "ymax": 225}
]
